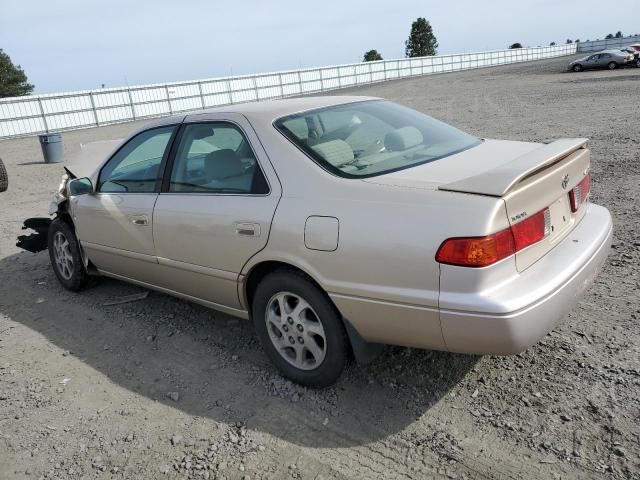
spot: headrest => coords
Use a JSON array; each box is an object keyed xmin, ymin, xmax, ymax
[
  {"xmin": 283, "ymin": 118, "xmax": 309, "ymax": 141},
  {"xmin": 190, "ymin": 125, "xmax": 215, "ymax": 140},
  {"xmin": 384, "ymin": 126, "xmax": 423, "ymax": 151},
  {"xmin": 204, "ymin": 149, "xmax": 245, "ymax": 180},
  {"xmin": 311, "ymin": 140, "xmax": 354, "ymax": 168}
]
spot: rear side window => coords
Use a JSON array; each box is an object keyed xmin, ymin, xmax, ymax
[
  {"xmin": 98, "ymin": 126, "xmax": 175, "ymax": 193},
  {"xmin": 275, "ymin": 100, "xmax": 481, "ymax": 178},
  {"xmin": 167, "ymin": 122, "xmax": 269, "ymax": 194}
]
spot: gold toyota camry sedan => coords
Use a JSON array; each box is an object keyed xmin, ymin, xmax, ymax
[{"xmin": 21, "ymin": 96, "xmax": 612, "ymax": 387}]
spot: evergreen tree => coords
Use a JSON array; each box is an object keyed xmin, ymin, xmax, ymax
[
  {"xmin": 363, "ymin": 50, "xmax": 383, "ymax": 62},
  {"xmin": 405, "ymin": 18, "xmax": 438, "ymax": 57},
  {"xmin": 0, "ymin": 49, "xmax": 34, "ymax": 98}
]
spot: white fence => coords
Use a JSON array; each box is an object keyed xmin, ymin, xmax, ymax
[
  {"xmin": 577, "ymin": 35, "xmax": 640, "ymax": 52},
  {"xmin": 0, "ymin": 44, "xmax": 576, "ymax": 139}
]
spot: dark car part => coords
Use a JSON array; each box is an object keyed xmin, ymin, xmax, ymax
[{"xmin": 16, "ymin": 218, "xmax": 52, "ymax": 253}]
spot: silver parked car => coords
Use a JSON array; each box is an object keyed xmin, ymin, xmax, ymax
[
  {"xmin": 20, "ymin": 97, "xmax": 612, "ymax": 387},
  {"xmin": 569, "ymin": 49, "xmax": 633, "ymax": 71}
]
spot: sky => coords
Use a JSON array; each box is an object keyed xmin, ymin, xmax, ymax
[{"xmin": 2, "ymin": 0, "xmax": 639, "ymax": 94}]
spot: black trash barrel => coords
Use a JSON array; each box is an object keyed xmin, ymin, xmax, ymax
[{"xmin": 38, "ymin": 133, "xmax": 64, "ymax": 163}]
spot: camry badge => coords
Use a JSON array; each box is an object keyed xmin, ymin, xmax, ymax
[{"xmin": 561, "ymin": 174, "xmax": 570, "ymax": 189}]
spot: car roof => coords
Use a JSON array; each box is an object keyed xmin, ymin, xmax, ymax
[{"xmin": 141, "ymin": 96, "xmax": 380, "ymax": 131}]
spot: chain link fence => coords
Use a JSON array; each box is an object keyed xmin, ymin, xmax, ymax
[{"xmin": 0, "ymin": 44, "xmax": 576, "ymax": 139}]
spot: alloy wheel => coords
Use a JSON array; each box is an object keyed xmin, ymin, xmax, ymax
[
  {"xmin": 265, "ymin": 292, "xmax": 327, "ymax": 370},
  {"xmin": 53, "ymin": 231, "xmax": 74, "ymax": 280}
]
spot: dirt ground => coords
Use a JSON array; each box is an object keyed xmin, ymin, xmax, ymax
[{"xmin": 0, "ymin": 54, "xmax": 639, "ymax": 480}]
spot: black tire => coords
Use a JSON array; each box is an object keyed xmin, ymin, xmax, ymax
[
  {"xmin": 572, "ymin": 64, "xmax": 583, "ymax": 72},
  {"xmin": 0, "ymin": 157, "xmax": 7, "ymax": 192},
  {"xmin": 252, "ymin": 270, "xmax": 349, "ymax": 387},
  {"xmin": 608, "ymin": 61, "xmax": 617, "ymax": 70},
  {"xmin": 48, "ymin": 218, "xmax": 89, "ymax": 292}
]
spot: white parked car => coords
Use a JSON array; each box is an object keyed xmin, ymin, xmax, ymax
[{"xmin": 19, "ymin": 97, "xmax": 612, "ymax": 386}]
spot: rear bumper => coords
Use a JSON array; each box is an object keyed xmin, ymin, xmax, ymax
[{"xmin": 439, "ymin": 203, "xmax": 612, "ymax": 354}]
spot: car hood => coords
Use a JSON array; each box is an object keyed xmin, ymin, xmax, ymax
[
  {"xmin": 362, "ymin": 139, "xmax": 541, "ymax": 191},
  {"xmin": 64, "ymin": 139, "xmax": 123, "ymax": 179}
]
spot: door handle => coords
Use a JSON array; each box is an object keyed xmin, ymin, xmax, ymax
[
  {"xmin": 235, "ymin": 222, "xmax": 260, "ymax": 237},
  {"xmin": 129, "ymin": 214, "xmax": 149, "ymax": 226}
]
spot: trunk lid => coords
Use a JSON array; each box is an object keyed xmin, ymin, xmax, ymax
[
  {"xmin": 440, "ymin": 138, "xmax": 590, "ymax": 271},
  {"xmin": 365, "ymin": 138, "xmax": 591, "ymax": 271}
]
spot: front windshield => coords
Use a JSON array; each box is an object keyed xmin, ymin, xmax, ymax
[{"xmin": 275, "ymin": 100, "xmax": 481, "ymax": 178}]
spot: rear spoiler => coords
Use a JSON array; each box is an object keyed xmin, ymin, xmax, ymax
[{"xmin": 439, "ymin": 138, "xmax": 588, "ymax": 197}]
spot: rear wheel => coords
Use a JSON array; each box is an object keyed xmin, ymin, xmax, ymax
[
  {"xmin": 48, "ymin": 219, "xmax": 89, "ymax": 291},
  {"xmin": 572, "ymin": 64, "xmax": 583, "ymax": 72},
  {"xmin": 0, "ymin": 157, "xmax": 7, "ymax": 192},
  {"xmin": 608, "ymin": 61, "xmax": 617, "ymax": 70},
  {"xmin": 252, "ymin": 270, "xmax": 349, "ymax": 387}
]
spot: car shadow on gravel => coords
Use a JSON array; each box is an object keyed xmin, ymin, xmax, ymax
[{"xmin": 0, "ymin": 250, "xmax": 479, "ymax": 448}]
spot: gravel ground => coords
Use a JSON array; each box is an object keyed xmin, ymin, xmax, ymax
[{"xmin": 0, "ymin": 54, "xmax": 639, "ymax": 480}]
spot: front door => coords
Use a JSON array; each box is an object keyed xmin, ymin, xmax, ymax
[
  {"xmin": 586, "ymin": 54, "xmax": 601, "ymax": 69},
  {"xmin": 71, "ymin": 125, "xmax": 177, "ymax": 283},
  {"xmin": 152, "ymin": 115, "xmax": 281, "ymax": 310}
]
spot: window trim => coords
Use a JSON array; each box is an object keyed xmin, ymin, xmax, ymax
[
  {"xmin": 96, "ymin": 125, "xmax": 179, "ymax": 195},
  {"xmin": 160, "ymin": 120, "xmax": 271, "ymax": 197},
  {"xmin": 273, "ymin": 99, "xmax": 482, "ymax": 180}
]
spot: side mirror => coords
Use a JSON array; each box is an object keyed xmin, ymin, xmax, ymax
[{"xmin": 68, "ymin": 177, "xmax": 93, "ymax": 196}]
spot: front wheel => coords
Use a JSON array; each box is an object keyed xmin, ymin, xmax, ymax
[
  {"xmin": 252, "ymin": 270, "xmax": 349, "ymax": 387},
  {"xmin": 48, "ymin": 218, "xmax": 89, "ymax": 291},
  {"xmin": 608, "ymin": 62, "xmax": 617, "ymax": 70}
]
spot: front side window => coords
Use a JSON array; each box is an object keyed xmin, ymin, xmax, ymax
[
  {"xmin": 275, "ymin": 100, "xmax": 481, "ymax": 178},
  {"xmin": 167, "ymin": 122, "xmax": 268, "ymax": 194},
  {"xmin": 98, "ymin": 126, "xmax": 175, "ymax": 193}
]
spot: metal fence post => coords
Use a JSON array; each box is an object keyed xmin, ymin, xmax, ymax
[
  {"xmin": 165, "ymin": 85, "xmax": 172, "ymax": 114},
  {"xmin": 278, "ymin": 73, "xmax": 284, "ymax": 98},
  {"xmin": 88, "ymin": 92, "xmax": 99, "ymax": 127},
  {"xmin": 197, "ymin": 81, "xmax": 206, "ymax": 109},
  {"xmin": 37, "ymin": 98, "xmax": 49, "ymax": 133},
  {"xmin": 252, "ymin": 76, "xmax": 259, "ymax": 101},
  {"xmin": 225, "ymin": 79, "xmax": 233, "ymax": 105},
  {"xmin": 127, "ymin": 88, "xmax": 136, "ymax": 121},
  {"xmin": 297, "ymin": 71, "xmax": 303, "ymax": 94}
]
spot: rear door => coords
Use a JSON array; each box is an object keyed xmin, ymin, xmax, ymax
[
  {"xmin": 152, "ymin": 114, "xmax": 281, "ymax": 309},
  {"xmin": 72, "ymin": 125, "xmax": 177, "ymax": 283},
  {"xmin": 600, "ymin": 53, "xmax": 612, "ymax": 67}
]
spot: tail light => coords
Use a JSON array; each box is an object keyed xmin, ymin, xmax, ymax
[
  {"xmin": 569, "ymin": 173, "xmax": 591, "ymax": 212},
  {"xmin": 436, "ymin": 207, "xmax": 550, "ymax": 267}
]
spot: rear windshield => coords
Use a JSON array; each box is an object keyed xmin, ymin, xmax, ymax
[{"xmin": 275, "ymin": 100, "xmax": 481, "ymax": 178}]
